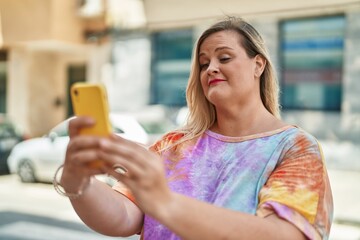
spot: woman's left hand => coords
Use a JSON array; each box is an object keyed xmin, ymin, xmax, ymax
[{"xmin": 97, "ymin": 134, "xmax": 173, "ymax": 216}]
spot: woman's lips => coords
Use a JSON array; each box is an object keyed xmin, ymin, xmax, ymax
[{"xmin": 208, "ymin": 79, "xmax": 226, "ymax": 86}]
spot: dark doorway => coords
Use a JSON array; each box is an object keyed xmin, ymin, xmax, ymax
[
  {"xmin": 67, "ymin": 65, "xmax": 86, "ymax": 117},
  {"xmin": 0, "ymin": 50, "xmax": 8, "ymax": 113}
]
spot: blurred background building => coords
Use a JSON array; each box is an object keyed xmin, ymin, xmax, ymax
[{"xmin": 0, "ymin": 0, "xmax": 359, "ymax": 151}]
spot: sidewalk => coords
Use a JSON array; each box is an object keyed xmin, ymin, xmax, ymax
[
  {"xmin": 328, "ymin": 169, "xmax": 360, "ymax": 240},
  {"xmin": 320, "ymin": 140, "xmax": 360, "ymax": 239}
]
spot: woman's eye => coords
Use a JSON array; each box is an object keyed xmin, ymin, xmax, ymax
[
  {"xmin": 220, "ymin": 57, "xmax": 230, "ymax": 63},
  {"xmin": 199, "ymin": 63, "xmax": 209, "ymax": 70}
]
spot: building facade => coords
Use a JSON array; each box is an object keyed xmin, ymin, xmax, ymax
[
  {"xmin": 1, "ymin": 0, "xmax": 359, "ymax": 146},
  {"xmin": 0, "ymin": 0, "xmax": 110, "ymax": 136},
  {"xmin": 138, "ymin": 0, "xmax": 360, "ymax": 143}
]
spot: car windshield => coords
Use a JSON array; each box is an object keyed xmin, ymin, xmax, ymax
[
  {"xmin": 112, "ymin": 126, "xmax": 124, "ymax": 133},
  {"xmin": 0, "ymin": 123, "xmax": 17, "ymax": 138},
  {"xmin": 49, "ymin": 118, "xmax": 125, "ymax": 137},
  {"xmin": 50, "ymin": 121, "xmax": 69, "ymax": 137},
  {"xmin": 139, "ymin": 120, "xmax": 174, "ymax": 134}
]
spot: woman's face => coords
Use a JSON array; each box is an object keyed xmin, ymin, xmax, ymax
[{"xmin": 198, "ymin": 30, "xmax": 262, "ymax": 109}]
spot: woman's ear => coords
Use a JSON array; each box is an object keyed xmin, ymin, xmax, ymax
[{"xmin": 254, "ymin": 54, "xmax": 266, "ymax": 78}]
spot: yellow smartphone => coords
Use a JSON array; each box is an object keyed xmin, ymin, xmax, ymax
[{"xmin": 70, "ymin": 82, "xmax": 112, "ymax": 168}]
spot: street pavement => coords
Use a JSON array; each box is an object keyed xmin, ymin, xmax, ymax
[
  {"xmin": 0, "ymin": 175, "xmax": 139, "ymax": 240},
  {"xmin": 321, "ymin": 139, "xmax": 360, "ymax": 240},
  {"xmin": 328, "ymin": 169, "xmax": 360, "ymax": 240}
]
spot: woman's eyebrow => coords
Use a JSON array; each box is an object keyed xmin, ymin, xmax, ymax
[
  {"xmin": 215, "ymin": 46, "xmax": 234, "ymax": 52},
  {"xmin": 199, "ymin": 46, "xmax": 234, "ymax": 57}
]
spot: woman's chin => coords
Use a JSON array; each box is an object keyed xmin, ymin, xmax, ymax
[{"xmin": 206, "ymin": 91, "xmax": 229, "ymax": 106}]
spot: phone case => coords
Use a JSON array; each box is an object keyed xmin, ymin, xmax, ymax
[
  {"xmin": 70, "ymin": 83, "xmax": 112, "ymax": 169},
  {"xmin": 70, "ymin": 83, "xmax": 112, "ymax": 137}
]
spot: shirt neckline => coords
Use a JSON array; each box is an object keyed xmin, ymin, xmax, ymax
[{"xmin": 205, "ymin": 125, "xmax": 296, "ymax": 142}]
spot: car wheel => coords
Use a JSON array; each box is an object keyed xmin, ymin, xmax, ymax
[{"xmin": 18, "ymin": 160, "xmax": 36, "ymax": 183}]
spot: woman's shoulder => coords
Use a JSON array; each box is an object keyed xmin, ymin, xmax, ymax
[
  {"xmin": 149, "ymin": 130, "xmax": 186, "ymax": 153},
  {"xmin": 283, "ymin": 126, "xmax": 318, "ymax": 143},
  {"xmin": 158, "ymin": 131, "xmax": 187, "ymax": 146},
  {"xmin": 280, "ymin": 126, "xmax": 321, "ymax": 155}
]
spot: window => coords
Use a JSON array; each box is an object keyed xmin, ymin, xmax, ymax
[
  {"xmin": 280, "ymin": 16, "xmax": 345, "ymax": 111},
  {"xmin": 151, "ymin": 29, "xmax": 193, "ymax": 106}
]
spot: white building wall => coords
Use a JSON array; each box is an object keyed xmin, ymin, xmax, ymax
[{"xmin": 108, "ymin": 34, "xmax": 151, "ymax": 112}]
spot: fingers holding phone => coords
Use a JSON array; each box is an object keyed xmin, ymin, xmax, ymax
[
  {"xmin": 64, "ymin": 117, "xmax": 106, "ymax": 175},
  {"xmin": 68, "ymin": 116, "xmax": 95, "ymax": 138}
]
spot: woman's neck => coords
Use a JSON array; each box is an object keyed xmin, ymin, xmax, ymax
[{"xmin": 210, "ymin": 104, "xmax": 286, "ymax": 137}]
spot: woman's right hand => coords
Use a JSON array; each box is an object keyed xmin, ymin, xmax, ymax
[
  {"xmin": 58, "ymin": 117, "xmax": 144, "ymax": 236},
  {"xmin": 60, "ymin": 116, "xmax": 106, "ymax": 194}
]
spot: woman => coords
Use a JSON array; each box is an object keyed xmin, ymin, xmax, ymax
[{"xmin": 56, "ymin": 17, "xmax": 333, "ymax": 239}]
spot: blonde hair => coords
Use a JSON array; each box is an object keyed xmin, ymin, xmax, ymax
[{"xmin": 161, "ymin": 17, "xmax": 280, "ymax": 153}]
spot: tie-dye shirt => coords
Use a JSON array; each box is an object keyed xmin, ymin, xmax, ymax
[{"xmin": 113, "ymin": 126, "xmax": 333, "ymax": 240}]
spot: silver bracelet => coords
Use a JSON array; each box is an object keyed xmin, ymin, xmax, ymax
[{"xmin": 53, "ymin": 164, "xmax": 91, "ymax": 200}]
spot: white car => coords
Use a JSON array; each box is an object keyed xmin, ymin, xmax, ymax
[
  {"xmin": 176, "ymin": 107, "xmax": 189, "ymax": 126},
  {"xmin": 7, "ymin": 113, "xmax": 149, "ymax": 183}
]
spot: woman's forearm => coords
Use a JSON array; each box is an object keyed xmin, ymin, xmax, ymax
[
  {"xmin": 153, "ymin": 193, "xmax": 306, "ymax": 240},
  {"xmin": 69, "ymin": 179, "xmax": 143, "ymax": 237}
]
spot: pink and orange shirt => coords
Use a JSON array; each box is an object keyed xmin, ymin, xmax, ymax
[{"xmin": 113, "ymin": 126, "xmax": 333, "ymax": 239}]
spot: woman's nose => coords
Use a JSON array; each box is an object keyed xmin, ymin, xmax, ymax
[{"xmin": 207, "ymin": 62, "xmax": 219, "ymax": 74}]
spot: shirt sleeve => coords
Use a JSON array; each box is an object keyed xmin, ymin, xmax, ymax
[
  {"xmin": 112, "ymin": 182, "xmax": 137, "ymax": 204},
  {"xmin": 256, "ymin": 132, "xmax": 333, "ymax": 240}
]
